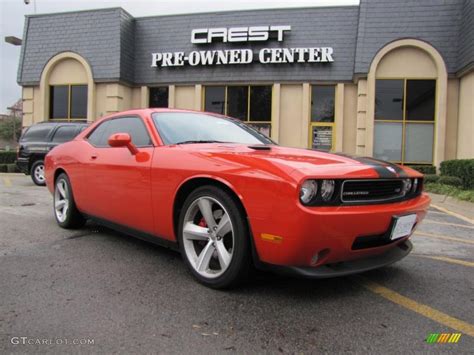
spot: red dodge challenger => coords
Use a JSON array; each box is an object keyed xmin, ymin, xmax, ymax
[{"xmin": 45, "ymin": 109, "xmax": 430, "ymax": 288}]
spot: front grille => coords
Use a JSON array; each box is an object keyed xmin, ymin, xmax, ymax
[{"xmin": 341, "ymin": 179, "xmax": 404, "ymax": 203}]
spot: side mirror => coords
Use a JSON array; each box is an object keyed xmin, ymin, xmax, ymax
[{"xmin": 108, "ymin": 133, "xmax": 139, "ymax": 155}]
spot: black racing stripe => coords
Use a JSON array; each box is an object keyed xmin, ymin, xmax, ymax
[{"xmin": 335, "ymin": 153, "xmax": 408, "ymax": 178}]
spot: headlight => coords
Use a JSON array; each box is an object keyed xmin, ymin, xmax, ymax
[
  {"xmin": 300, "ymin": 180, "xmax": 318, "ymax": 204},
  {"xmin": 321, "ymin": 180, "xmax": 335, "ymax": 201},
  {"xmin": 402, "ymin": 178, "xmax": 412, "ymax": 195}
]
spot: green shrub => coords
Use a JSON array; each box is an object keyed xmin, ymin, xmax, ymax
[
  {"xmin": 6, "ymin": 164, "xmax": 19, "ymax": 173},
  {"xmin": 425, "ymin": 183, "xmax": 474, "ymax": 203},
  {"xmin": 424, "ymin": 174, "xmax": 439, "ymax": 184},
  {"xmin": 409, "ymin": 165, "xmax": 436, "ymax": 175},
  {"xmin": 438, "ymin": 175, "xmax": 463, "ymax": 187},
  {"xmin": 0, "ymin": 164, "xmax": 7, "ymax": 173},
  {"xmin": 440, "ymin": 159, "xmax": 474, "ymax": 189},
  {"xmin": 0, "ymin": 151, "xmax": 17, "ymax": 164}
]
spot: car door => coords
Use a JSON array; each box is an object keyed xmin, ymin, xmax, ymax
[{"xmin": 81, "ymin": 116, "xmax": 155, "ymax": 234}]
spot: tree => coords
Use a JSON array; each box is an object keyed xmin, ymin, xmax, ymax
[{"xmin": 0, "ymin": 116, "xmax": 22, "ymax": 142}]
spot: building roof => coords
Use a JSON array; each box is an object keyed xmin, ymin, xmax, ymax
[{"xmin": 17, "ymin": 0, "xmax": 474, "ymax": 86}]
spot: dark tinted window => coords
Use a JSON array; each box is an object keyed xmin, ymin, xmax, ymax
[
  {"xmin": 50, "ymin": 86, "xmax": 68, "ymax": 119},
  {"xmin": 249, "ymin": 86, "xmax": 272, "ymax": 122},
  {"xmin": 406, "ymin": 80, "xmax": 436, "ymax": 121},
  {"xmin": 205, "ymin": 86, "xmax": 225, "ymax": 114},
  {"xmin": 227, "ymin": 86, "xmax": 248, "ymax": 120},
  {"xmin": 311, "ymin": 86, "xmax": 335, "ymax": 122},
  {"xmin": 51, "ymin": 126, "xmax": 79, "ymax": 143},
  {"xmin": 70, "ymin": 85, "xmax": 87, "ymax": 118},
  {"xmin": 22, "ymin": 124, "xmax": 52, "ymax": 142},
  {"xmin": 375, "ymin": 80, "xmax": 404, "ymax": 120},
  {"xmin": 87, "ymin": 121, "xmax": 110, "ymax": 147},
  {"xmin": 149, "ymin": 87, "xmax": 169, "ymax": 108},
  {"xmin": 88, "ymin": 117, "xmax": 151, "ymax": 147}
]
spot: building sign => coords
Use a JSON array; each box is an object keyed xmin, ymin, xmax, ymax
[
  {"xmin": 151, "ymin": 25, "xmax": 334, "ymax": 68},
  {"xmin": 312, "ymin": 126, "xmax": 333, "ymax": 151},
  {"xmin": 191, "ymin": 26, "xmax": 291, "ymax": 44}
]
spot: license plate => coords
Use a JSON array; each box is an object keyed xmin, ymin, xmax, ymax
[{"xmin": 390, "ymin": 214, "xmax": 417, "ymax": 240}]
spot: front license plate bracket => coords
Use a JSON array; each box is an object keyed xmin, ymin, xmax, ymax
[{"xmin": 390, "ymin": 214, "xmax": 417, "ymax": 241}]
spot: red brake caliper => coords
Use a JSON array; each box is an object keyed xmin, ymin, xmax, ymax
[{"xmin": 198, "ymin": 218, "xmax": 207, "ymax": 228}]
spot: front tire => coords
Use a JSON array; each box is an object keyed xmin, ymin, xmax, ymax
[
  {"xmin": 54, "ymin": 173, "xmax": 86, "ymax": 229},
  {"xmin": 30, "ymin": 160, "xmax": 46, "ymax": 186},
  {"xmin": 178, "ymin": 186, "xmax": 250, "ymax": 289}
]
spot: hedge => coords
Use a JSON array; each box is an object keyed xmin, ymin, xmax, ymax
[
  {"xmin": 6, "ymin": 164, "xmax": 19, "ymax": 173},
  {"xmin": 424, "ymin": 174, "xmax": 440, "ymax": 184},
  {"xmin": 0, "ymin": 164, "xmax": 7, "ymax": 173},
  {"xmin": 409, "ymin": 165, "xmax": 436, "ymax": 175},
  {"xmin": 0, "ymin": 151, "xmax": 17, "ymax": 164},
  {"xmin": 440, "ymin": 159, "xmax": 474, "ymax": 189},
  {"xmin": 438, "ymin": 176, "xmax": 463, "ymax": 187}
]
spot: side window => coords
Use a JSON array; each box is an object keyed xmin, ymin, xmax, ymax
[
  {"xmin": 21, "ymin": 125, "xmax": 52, "ymax": 142},
  {"xmin": 87, "ymin": 121, "xmax": 110, "ymax": 147},
  {"xmin": 87, "ymin": 117, "xmax": 151, "ymax": 148},
  {"xmin": 51, "ymin": 126, "xmax": 79, "ymax": 143}
]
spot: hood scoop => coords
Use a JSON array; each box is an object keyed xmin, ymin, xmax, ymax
[{"xmin": 248, "ymin": 145, "xmax": 272, "ymax": 151}]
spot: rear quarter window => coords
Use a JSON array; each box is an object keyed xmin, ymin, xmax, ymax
[
  {"xmin": 21, "ymin": 125, "xmax": 52, "ymax": 142},
  {"xmin": 51, "ymin": 126, "xmax": 80, "ymax": 143}
]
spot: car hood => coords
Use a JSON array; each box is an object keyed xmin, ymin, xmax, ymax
[{"xmin": 178, "ymin": 144, "xmax": 419, "ymax": 181}]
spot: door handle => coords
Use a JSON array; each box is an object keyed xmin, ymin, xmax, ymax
[{"xmin": 90, "ymin": 155, "xmax": 98, "ymax": 160}]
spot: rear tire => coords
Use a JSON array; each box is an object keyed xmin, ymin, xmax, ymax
[
  {"xmin": 30, "ymin": 160, "xmax": 46, "ymax": 186},
  {"xmin": 177, "ymin": 185, "xmax": 250, "ymax": 289},
  {"xmin": 54, "ymin": 173, "xmax": 86, "ymax": 229}
]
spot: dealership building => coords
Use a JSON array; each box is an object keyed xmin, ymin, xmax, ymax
[{"xmin": 17, "ymin": 0, "xmax": 473, "ymax": 166}]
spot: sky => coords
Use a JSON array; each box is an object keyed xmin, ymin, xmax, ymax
[{"xmin": 0, "ymin": 0, "xmax": 359, "ymax": 115}]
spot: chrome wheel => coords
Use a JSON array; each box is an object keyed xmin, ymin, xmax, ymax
[
  {"xmin": 182, "ymin": 196, "xmax": 234, "ymax": 279},
  {"xmin": 34, "ymin": 164, "xmax": 45, "ymax": 183},
  {"xmin": 54, "ymin": 179, "xmax": 69, "ymax": 223}
]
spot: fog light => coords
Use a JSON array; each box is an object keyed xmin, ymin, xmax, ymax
[
  {"xmin": 300, "ymin": 180, "xmax": 318, "ymax": 204},
  {"xmin": 311, "ymin": 248, "xmax": 330, "ymax": 266},
  {"xmin": 321, "ymin": 180, "xmax": 335, "ymax": 201}
]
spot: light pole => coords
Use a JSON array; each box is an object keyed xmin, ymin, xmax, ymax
[{"xmin": 23, "ymin": 0, "xmax": 37, "ymax": 14}]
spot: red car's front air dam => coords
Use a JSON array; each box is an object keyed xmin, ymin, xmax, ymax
[{"xmin": 249, "ymin": 193, "xmax": 430, "ymax": 269}]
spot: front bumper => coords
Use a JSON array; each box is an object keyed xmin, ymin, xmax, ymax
[
  {"xmin": 249, "ymin": 193, "xmax": 430, "ymax": 269},
  {"xmin": 16, "ymin": 158, "xmax": 29, "ymax": 174},
  {"xmin": 258, "ymin": 239, "xmax": 412, "ymax": 278}
]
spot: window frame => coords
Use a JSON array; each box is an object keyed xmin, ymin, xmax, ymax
[
  {"xmin": 203, "ymin": 84, "xmax": 273, "ymax": 137},
  {"xmin": 86, "ymin": 115, "xmax": 154, "ymax": 148},
  {"xmin": 375, "ymin": 78, "xmax": 437, "ymax": 165},
  {"xmin": 49, "ymin": 84, "xmax": 88, "ymax": 122},
  {"xmin": 308, "ymin": 84, "xmax": 337, "ymax": 152}
]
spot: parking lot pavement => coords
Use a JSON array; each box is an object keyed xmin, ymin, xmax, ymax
[{"xmin": 1, "ymin": 173, "xmax": 473, "ymax": 353}]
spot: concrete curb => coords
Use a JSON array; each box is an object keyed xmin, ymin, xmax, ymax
[
  {"xmin": 428, "ymin": 192, "xmax": 474, "ymax": 222},
  {"xmin": 0, "ymin": 173, "xmax": 24, "ymax": 176}
]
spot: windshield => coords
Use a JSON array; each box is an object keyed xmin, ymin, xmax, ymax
[{"xmin": 152, "ymin": 112, "xmax": 274, "ymax": 145}]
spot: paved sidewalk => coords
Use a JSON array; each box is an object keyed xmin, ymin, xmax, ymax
[{"xmin": 428, "ymin": 192, "xmax": 474, "ymax": 221}]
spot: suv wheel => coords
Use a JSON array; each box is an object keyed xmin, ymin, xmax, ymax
[{"xmin": 30, "ymin": 160, "xmax": 46, "ymax": 186}]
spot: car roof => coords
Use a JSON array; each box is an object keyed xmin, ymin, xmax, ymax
[
  {"xmin": 98, "ymin": 108, "xmax": 228, "ymax": 122},
  {"xmin": 32, "ymin": 121, "xmax": 89, "ymax": 126}
]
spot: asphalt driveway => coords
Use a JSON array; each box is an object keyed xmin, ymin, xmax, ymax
[{"xmin": 1, "ymin": 173, "xmax": 473, "ymax": 353}]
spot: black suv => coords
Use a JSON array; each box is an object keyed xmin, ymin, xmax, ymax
[{"xmin": 17, "ymin": 122, "xmax": 88, "ymax": 185}]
